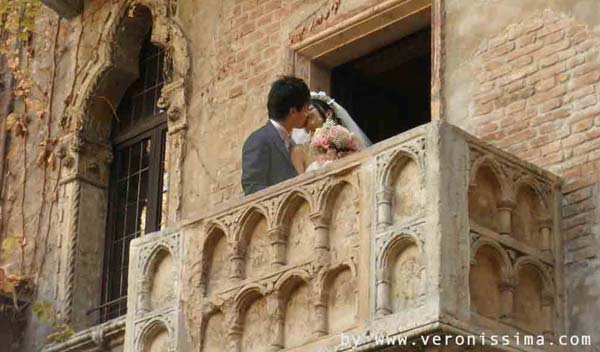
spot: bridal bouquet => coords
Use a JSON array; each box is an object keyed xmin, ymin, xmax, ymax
[{"xmin": 310, "ymin": 124, "xmax": 360, "ymax": 156}]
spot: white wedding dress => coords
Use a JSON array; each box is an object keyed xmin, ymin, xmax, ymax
[{"xmin": 292, "ymin": 92, "xmax": 372, "ymax": 173}]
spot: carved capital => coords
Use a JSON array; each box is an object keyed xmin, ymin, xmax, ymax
[
  {"xmin": 497, "ymin": 198, "xmax": 515, "ymax": 210},
  {"xmin": 58, "ymin": 132, "xmax": 113, "ymax": 188},
  {"xmin": 376, "ymin": 188, "xmax": 393, "ymax": 205},
  {"xmin": 499, "ymin": 278, "xmax": 516, "ymax": 292},
  {"xmin": 308, "ymin": 212, "xmax": 329, "ymax": 229}
]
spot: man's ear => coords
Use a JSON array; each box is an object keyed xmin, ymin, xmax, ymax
[{"xmin": 289, "ymin": 107, "xmax": 299, "ymax": 116}]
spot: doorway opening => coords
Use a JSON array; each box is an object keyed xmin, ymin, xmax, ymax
[{"xmin": 331, "ymin": 27, "xmax": 431, "ymax": 144}]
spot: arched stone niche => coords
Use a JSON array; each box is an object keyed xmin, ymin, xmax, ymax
[
  {"xmin": 238, "ymin": 209, "xmax": 271, "ymax": 280},
  {"xmin": 390, "ymin": 157, "xmax": 424, "ymax": 224},
  {"xmin": 280, "ymin": 193, "xmax": 315, "ymax": 266},
  {"xmin": 148, "ymin": 249, "xmax": 176, "ymax": 310},
  {"xmin": 201, "ymin": 226, "xmax": 229, "ymax": 296},
  {"xmin": 376, "ymin": 148, "xmax": 425, "ymax": 229},
  {"xmin": 469, "ymin": 162, "xmax": 503, "ymax": 232},
  {"xmin": 277, "ymin": 274, "xmax": 313, "ymax": 349},
  {"xmin": 236, "ymin": 289, "xmax": 270, "ymax": 352},
  {"xmin": 324, "ymin": 182, "xmax": 359, "ymax": 264},
  {"xmin": 323, "ymin": 265, "xmax": 357, "ymax": 334},
  {"xmin": 138, "ymin": 319, "xmax": 173, "ymax": 352},
  {"xmin": 469, "ymin": 241, "xmax": 512, "ymax": 320},
  {"xmin": 512, "ymin": 183, "xmax": 547, "ymax": 249},
  {"xmin": 376, "ymin": 234, "xmax": 426, "ymax": 316},
  {"xmin": 201, "ymin": 310, "xmax": 226, "ymax": 352},
  {"xmin": 513, "ymin": 259, "xmax": 553, "ymax": 334}
]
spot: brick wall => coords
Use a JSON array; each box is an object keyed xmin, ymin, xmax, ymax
[
  {"xmin": 469, "ymin": 9, "xmax": 600, "ymax": 339},
  {"xmin": 470, "ymin": 9, "xmax": 600, "ymax": 265}
]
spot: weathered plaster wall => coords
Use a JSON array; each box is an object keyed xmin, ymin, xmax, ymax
[{"xmin": 443, "ymin": 0, "xmax": 600, "ymax": 345}]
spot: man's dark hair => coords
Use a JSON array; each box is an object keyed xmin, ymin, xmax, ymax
[{"xmin": 267, "ymin": 76, "xmax": 310, "ymax": 121}]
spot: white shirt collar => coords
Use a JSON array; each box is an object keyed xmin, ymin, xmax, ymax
[{"xmin": 270, "ymin": 119, "xmax": 290, "ymax": 143}]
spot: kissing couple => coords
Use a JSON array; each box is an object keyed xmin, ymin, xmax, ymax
[{"xmin": 241, "ymin": 76, "xmax": 372, "ymax": 195}]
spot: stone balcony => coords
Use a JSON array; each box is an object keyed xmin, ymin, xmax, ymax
[{"xmin": 123, "ymin": 122, "xmax": 564, "ymax": 352}]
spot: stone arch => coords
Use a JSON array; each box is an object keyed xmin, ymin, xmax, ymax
[
  {"xmin": 385, "ymin": 152, "xmax": 425, "ymax": 224},
  {"xmin": 237, "ymin": 208, "xmax": 271, "ymax": 279},
  {"xmin": 56, "ymin": 0, "xmax": 190, "ymax": 326},
  {"xmin": 276, "ymin": 274, "xmax": 313, "ymax": 349},
  {"xmin": 144, "ymin": 247, "xmax": 177, "ymax": 311},
  {"xmin": 380, "ymin": 149, "xmax": 424, "ymax": 188},
  {"xmin": 235, "ymin": 206, "xmax": 271, "ymax": 241},
  {"xmin": 512, "ymin": 179, "xmax": 549, "ymax": 248},
  {"xmin": 233, "ymin": 286, "xmax": 270, "ymax": 352},
  {"xmin": 513, "ymin": 257, "xmax": 554, "ymax": 333},
  {"xmin": 274, "ymin": 269, "xmax": 312, "ymax": 292},
  {"xmin": 61, "ymin": 0, "xmax": 190, "ymax": 137},
  {"xmin": 469, "ymin": 240, "xmax": 511, "ymax": 320},
  {"xmin": 201, "ymin": 225, "xmax": 229, "ymax": 296},
  {"xmin": 468, "ymin": 158, "xmax": 506, "ymax": 232},
  {"xmin": 321, "ymin": 180, "xmax": 360, "ymax": 264},
  {"xmin": 276, "ymin": 190, "xmax": 315, "ymax": 225},
  {"xmin": 319, "ymin": 263, "xmax": 357, "ymax": 334},
  {"xmin": 234, "ymin": 284, "xmax": 267, "ymax": 307},
  {"xmin": 277, "ymin": 192, "xmax": 315, "ymax": 266},
  {"xmin": 136, "ymin": 317, "xmax": 174, "ymax": 352},
  {"xmin": 470, "ymin": 239, "xmax": 513, "ymax": 279},
  {"xmin": 378, "ymin": 235, "xmax": 425, "ymax": 315},
  {"xmin": 513, "ymin": 256, "xmax": 553, "ymax": 292}
]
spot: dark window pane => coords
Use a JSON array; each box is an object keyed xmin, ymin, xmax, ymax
[
  {"xmin": 102, "ymin": 34, "xmax": 168, "ymax": 323},
  {"xmin": 117, "ymin": 149, "xmax": 130, "ymax": 181},
  {"xmin": 124, "ymin": 203, "xmax": 138, "ymax": 236}
]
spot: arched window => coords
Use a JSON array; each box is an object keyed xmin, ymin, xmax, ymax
[{"xmin": 98, "ymin": 34, "xmax": 169, "ymax": 322}]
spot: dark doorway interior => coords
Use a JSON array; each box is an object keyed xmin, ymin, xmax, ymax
[{"xmin": 331, "ymin": 27, "xmax": 431, "ymax": 144}]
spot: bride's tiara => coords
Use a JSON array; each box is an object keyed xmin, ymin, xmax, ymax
[{"xmin": 310, "ymin": 91, "xmax": 336, "ymax": 107}]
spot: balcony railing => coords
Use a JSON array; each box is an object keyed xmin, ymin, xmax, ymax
[{"xmin": 121, "ymin": 121, "xmax": 564, "ymax": 352}]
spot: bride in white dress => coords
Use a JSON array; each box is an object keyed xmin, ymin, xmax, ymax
[{"xmin": 290, "ymin": 91, "xmax": 372, "ymax": 173}]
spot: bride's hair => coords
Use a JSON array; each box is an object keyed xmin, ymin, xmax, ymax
[{"xmin": 311, "ymin": 99, "xmax": 341, "ymax": 125}]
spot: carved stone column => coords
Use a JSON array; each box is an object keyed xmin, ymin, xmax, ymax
[
  {"xmin": 497, "ymin": 199, "xmax": 514, "ymax": 236},
  {"xmin": 309, "ymin": 213, "xmax": 330, "ymax": 265},
  {"xmin": 542, "ymin": 290, "xmax": 555, "ymax": 338},
  {"xmin": 267, "ymin": 293, "xmax": 284, "ymax": 351},
  {"xmin": 229, "ymin": 242, "xmax": 244, "ymax": 280},
  {"xmin": 375, "ymin": 271, "xmax": 392, "ymax": 317},
  {"xmin": 57, "ymin": 132, "xmax": 112, "ymax": 329},
  {"xmin": 313, "ymin": 301, "xmax": 328, "ymax": 338},
  {"xmin": 228, "ymin": 324, "xmax": 242, "ymax": 352},
  {"xmin": 376, "ymin": 188, "xmax": 393, "ymax": 230},
  {"xmin": 161, "ymin": 79, "xmax": 188, "ymax": 226},
  {"xmin": 539, "ymin": 218, "xmax": 553, "ymax": 254},
  {"xmin": 268, "ymin": 226, "xmax": 286, "ymax": 269},
  {"xmin": 499, "ymin": 278, "xmax": 515, "ymax": 322}
]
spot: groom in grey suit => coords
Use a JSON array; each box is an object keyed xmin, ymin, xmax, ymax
[{"xmin": 241, "ymin": 76, "xmax": 310, "ymax": 195}]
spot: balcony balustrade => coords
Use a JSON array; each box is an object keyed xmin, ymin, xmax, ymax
[{"xmin": 122, "ymin": 121, "xmax": 564, "ymax": 352}]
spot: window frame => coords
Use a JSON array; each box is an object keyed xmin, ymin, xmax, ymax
[{"xmin": 98, "ymin": 37, "xmax": 169, "ymax": 323}]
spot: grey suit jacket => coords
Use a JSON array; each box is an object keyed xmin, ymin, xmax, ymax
[{"xmin": 241, "ymin": 122, "xmax": 298, "ymax": 195}]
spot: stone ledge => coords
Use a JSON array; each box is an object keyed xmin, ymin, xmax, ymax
[{"xmin": 42, "ymin": 316, "xmax": 125, "ymax": 352}]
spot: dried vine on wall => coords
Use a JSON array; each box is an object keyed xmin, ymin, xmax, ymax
[{"xmin": 0, "ymin": 0, "xmax": 73, "ymax": 342}]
